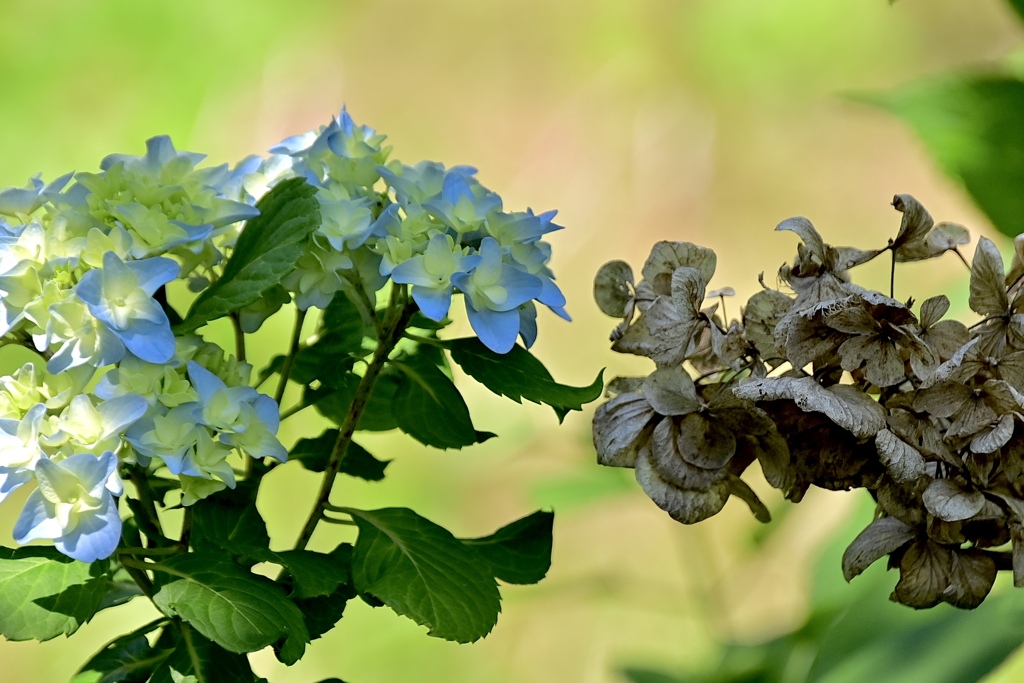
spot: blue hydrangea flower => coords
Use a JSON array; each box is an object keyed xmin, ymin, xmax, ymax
[
  {"xmin": 0, "ymin": 403, "xmax": 47, "ymax": 502},
  {"xmin": 451, "ymin": 237, "xmax": 543, "ymax": 353},
  {"xmin": 13, "ymin": 451, "xmax": 123, "ymax": 563},
  {"xmin": 76, "ymin": 251, "xmax": 179, "ymax": 364},
  {"xmin": 391, "ymin": 233, "xmax": 481, "ymax": 321}
]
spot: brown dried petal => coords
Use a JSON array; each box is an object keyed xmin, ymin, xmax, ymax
[
  {"xmin": 923, "ymin": 320, "xmax": 970, "ymax": 362},
  {"xmin": 922, "ymin": 478, "xmax": 986, "ymax": 522},
  {"xmin": 605, "ymin": 376, "xmax": 645, "ymax": 397},
  {"xmin": 593, "ymin": 392, "xmax": 657, "ymax": 468},
  {"xmin": 912, "ymin": 381, "xmax": 971, "ymax": 419},
  {"xmin": 779, "ymin": 312, "xmax": 848, "ymax": 369},
  {"xmin": 839, "ymin": 335, "xmax": 907, "ymax": 388},
  {"xmin": 842, "ymin": 516, "xmax": 916, "ymax": 581},
  {"xmin": 920, "ymin": 295, "xmax": 951, "ymax": 329},
  {"xmin": 594, "ymin": 260, "xmax": 635, "ymax": 318},
  {"xmin": 706, "ymin": 286, "xmax": 735, "ymax": 299},
  {"xmin": 709, "ymin": 322, "xmax": 746, "ymax": 371},
  {"xmin": 635, "ymin": 448, "xmax": 729, "ymax": 524},
  {"xmin": 642, "ymin": 366, "xmax": 702, "ymax": 416},
  {"xmin": 733, "ymin": 377, "xmax": 885, "ymax": 439},
  {"xmin": 649, "ymin": 419, "xmax": 728, "ymax": 490},
  {"xmin": 892, "ymin": 539, "xmax": 953, "ymax": 609},
  {"xmin": 671, "ymin": 266, "xmax": 708, "ymax": 321},
  {"xmin": 742, "ymin": 289, "xmax": 792, "ymax": 361},
  {"xmin": 875, "ymin": 429, "xmax": 926, "ymax": 483},
  {"xmin": 1013, "ymin": 525, "xmax": 1024, "ymax": 588},
  {"xmin": 834, "ymin": 246, "xmax": 884, "ymax": 271},
  {"xmin": 896, "ymin": 221, "xmax": 969, "ymax": 262},
  {"xmin": 676, "ymin": 412, "xmax": 737, "ymax": 470},
  {"xmin": 826, "ymin": 305, "xmax": 878, "ymax": 335},
  {"xmin": 969, "ymin": 236, "xmax": 1009, "ymax": 317},
  {"xmin": 641, "ymin": 242, "xmax": 717, "ymax": 293},
  {"xmin": 943, "ymin": 550, "xmax": 997, "ymax": 609},
  {"xmin": 947, "ymin": 398, "xmax": 998, "ymax": 439},
  {"xmin": 969, "ymin": 413, "xmax": 1015, "ymax": 454},
  {"xmin": 613, "ymin": 305, "xmax": 689, "ymax": 368},
  {"xmin": 776, "ymin": 216, "xmax": 826, "ymax": 262},
  {"xmin": 891, "ymin": 194, "xmax": 934, "ymax": 250},
  {"xmin": 991, "ymin": 351, "xmax": 1024, "ymax": 386},
  {"xmin": 727, "ymin": 476, "xmax": 770, "ymax": 523},
  {"xmin": 1008, "ymin": 233, "xmax": 1024, "ymax": 287}
]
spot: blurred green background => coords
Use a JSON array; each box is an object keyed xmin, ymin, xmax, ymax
[{"xmin": 1, "ymin": 1, "xmax": 1023, "ymax": 681}]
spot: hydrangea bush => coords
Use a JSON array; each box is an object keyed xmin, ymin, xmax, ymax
[
  {"xmin": 0, "ymin": 109, "xmax": 601, "ymax": 681},
  {"xmin": 594, "ymin": 196, "xmax": 1024, "ymax": 610}
]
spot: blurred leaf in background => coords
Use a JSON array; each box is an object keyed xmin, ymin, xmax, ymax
[
  {"xmin": 858, "ymin": 75, "xmax": 1024, "ymax": 238},
  {"xmin": 620, "ymin": 498, "xmax": 1024, "ymax": 683}
]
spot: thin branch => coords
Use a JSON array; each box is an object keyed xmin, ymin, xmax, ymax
[
  {"xmin": 229, "ymin": 312, "xmax": 246, "ymax": 363},
  {"xmin": 288, "ymin": 286, "xmax": 412, "ymax": 555},
  {"xmin": 274, "ymin": 307, "xmax": 308, "ymax": 406}
]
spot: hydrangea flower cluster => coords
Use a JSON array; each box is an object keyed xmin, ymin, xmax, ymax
[{"xmin": 0, "ymin": 108, "xmax": 567, "ymax": 563}]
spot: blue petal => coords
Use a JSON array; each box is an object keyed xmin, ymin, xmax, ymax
[
  {"xmin": 412, "ymin": 285, "xmax": 453, "ymax": 322},
  {"xmin": 54, "ymin": 494, "xmax": 122, "ymax": 562},
  {"xmin": 119, "ymin": 316, "xmax": 175, "ymax": 364},
  {"xmin": 518, "ymin": 302, "xmax": 538, "ymax": 348},
  {"xmin": 126, "ymin": 256, "xmax": 180, "ymax": 296},
  {"xmin": 187, "ymin": 361, "xmax": 227, "ymax": 404},
  {"xmin": 466, "ymin": 302, "xmax": 520, "ymax": 354}
]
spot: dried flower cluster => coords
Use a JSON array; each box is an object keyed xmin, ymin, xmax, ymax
[{"xmin": 592, "ymin": 194, "xmax": 1024, "ymax": 609}]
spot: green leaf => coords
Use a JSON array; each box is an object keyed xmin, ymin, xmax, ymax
[
  {"xmin": 190, "ymin": 485, "xmax": 269, "ymax": 555},
  {"xmin": 71, "ymin": 619, "xmax": 167, "ymax": 683},
  {"xmin": 343, "ymin": 507, "xmax": 501, "ymax": 643},
  {"xmin": 859, "ymin": 76, "xmax": 1024, "ymax": 238},
  {"xmin": 290, "ymin": 429, "xmax": 390, "ymax": 480},
  {"xmin": 448, "ymin": 338, "xmax": 603, "ymax": 422},
  {"xmin": 1009, "ymin": 0, "xmax": 1024, "ymax": 22},
  {"xmin": 150, "ymin": 553, "xmax": 309, "ymax": 656},
  {"xmin": 291, "ymin": 546, "xmax": 356, "ymax": 642},
  {"xmin": 176, "ymin": 177, "xmax": 320, "ymax": 333},
  {"xmin": 0, "ymin": 546, "xmax": 113, "ymax": 641},
  {"xmin": 150, "ymin": 624, "xmax": 259, "ymax": 683},
  {"xmin": 392, "ymin": 360, "xmax": 493, "ymax": 449},
  {"xmin": 462, "ymin": 510, "xmax": 554, "ymax": 585},
  {"xmin": 308, "ymin": 370, "xmax": 400, "ymax": 432}
]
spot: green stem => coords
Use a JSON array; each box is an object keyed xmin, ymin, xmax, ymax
[
  {"xmin": 321, "ymin": 515, "xmax": 358, "ymax": 526},
  {"xmin": 229, "ymin": 312, "xmax": 246, "ymax": 363},
  {"xmin": 279, "ymin": 402, "xmax": 308, "ymax": 421},
  {"xmin": 274, "ymin": 307, "xmax": 308, "ymax": 406},
  {"xmin": 127, "ymin": 465, "xmax": 167, "ymax": 545},
  {"xmin": 402, "ymin": 331, "xmax": 446, "ymax": 347},
  {"xmin": 290, "ymin": 286, "xmax": 412, "ymax": 553},
  {"xmin": 341, "ymin": 273, "xmax": 383, "ymax": 339},
  {"xmin": 179, "ymin": 506, "xmax": 194, "ymax": 551},
  {"xmin": 117, "ymin": 546, "xmax": 181, "ymax": 557},
  {"xmin": 178, "ymin": 620, "xmax": 207, "ymax": 683}
]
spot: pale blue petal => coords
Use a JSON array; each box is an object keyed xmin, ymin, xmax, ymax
[
  {"xmin": 54, "ymin": 495, "xmax": 121, "ymax": 563},
  {"xmin": 252, "ymin": 395, "xmax": 281, "ymax": 432},
  {"xmin": 187, "ymin": 361, "xmax": 226, "ymax": 404},
  {"xmin": 493, "ymin": 268, "xmax": 543, "ymax": 312},
  {"xmin": 0, "ymin": 469, "xmax": 34, "ymax": 504},
  {"xmin": 466, "ymin": 303, "xmax": 520, "ymax": 354},
  {"xmin": 390, "ymin": 257, "xmax": 434, "ymax": 288},
  {"xmin": 98, "ymin": 395, "xmax": 149, "ymax": 439},
  {"xmin": 518, "ymin": 302, "xmax": 538, "ymax": 348},
  {"xmin": 126, "ymin": 256, "xmax": 180, "ymax": 296},
  {"xmin": 412, "ymin": 285, "xmax": 453, "ymax": 322},
  {"xmin": 120, "ymin": 316, "xmax": 175, "ymax": 364},
  {"xmin": 13, "ymin": 488, "xmax": 62, "ymax": 543}
]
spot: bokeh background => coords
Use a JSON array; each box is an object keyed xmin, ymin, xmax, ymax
[{"xmin": 1, "ymin": 1, "xmax": 1023, "ymax": 681}]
